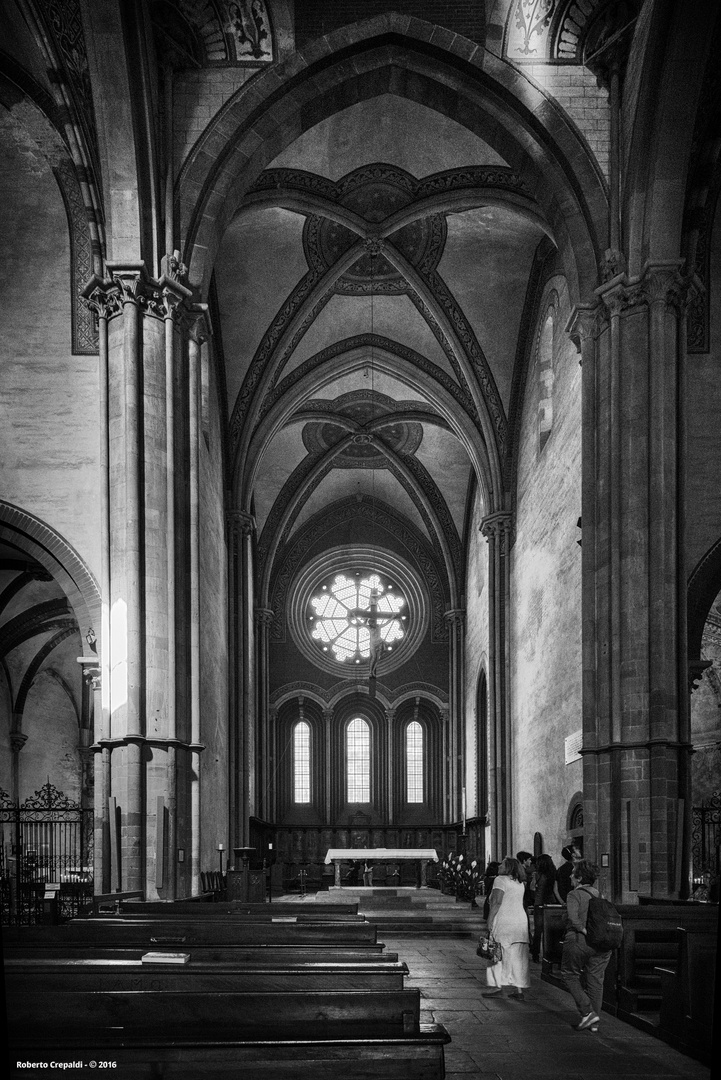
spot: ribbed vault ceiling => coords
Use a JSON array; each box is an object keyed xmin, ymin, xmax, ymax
[{"xmin": 214, "ymin": 94, "xmax": 548, "ymax": 604}]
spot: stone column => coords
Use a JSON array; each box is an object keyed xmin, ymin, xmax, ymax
[
  {"xmin": 444, "ymin": 610, "xmax": 466, "ymax": 826},
  {"xmin": 83, "ymin": 265, "xmax": 200, "ymax": 897},
  {"xmin": 255, "ymin": 607, "xmax": 274, "ymax": 821},
  {"xmin": 578, "ymin": 262, "xmax": 694, "ymax": 899},
  {"xmin": 385, "ymin": 707, "xmax": 396, "ymax": 824},
  {"xmin": 323, "ymin": 708, "xmax": 333, "ymax": 823},
  {"xmin": 228, "ymin": 511, "xmax": 255, "ymax": 847},
  {"xmin": 480, "ymin": 511, "xmax": 512, "ymax": 857},
  {"xmin": 438, "ymin": 706, "xmax": 449, "ymax": 822}
]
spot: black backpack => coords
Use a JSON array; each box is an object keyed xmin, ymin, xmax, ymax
[{"xmin": 581, "ymin": 888, "xmax": 624, "ymax": 951}]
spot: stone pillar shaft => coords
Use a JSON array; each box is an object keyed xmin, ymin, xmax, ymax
[
  {"xmin": 575, "ymin": 262, "xmax": 693, "ymax": 900},
  {"xmin": 481, "ymin": 512, "xmax": 512, "ymax": 856},
  {"xmin": 255, "ymin": 607, "xmax": 274, "ymax": 821}
]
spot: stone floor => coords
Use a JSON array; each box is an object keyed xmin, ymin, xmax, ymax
[{"xmin": 382, "ymin": 935, "xmax": 711, "ymax": 1080}]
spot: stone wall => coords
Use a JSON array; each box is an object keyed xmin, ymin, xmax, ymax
[
  {"xmin": 0, "ymin": 113, "xmax": 100, "ymax": 583},
  {"xmin": 463, "ymin": 485, "xmax": 489, "ymax": 822},
  {"xmin": 510, "ymin": 277, "xmax": 583, "ymax": 860},
  {"xmin": 198, "ymin": 341, "xmax": 230, "ymax": 863}
]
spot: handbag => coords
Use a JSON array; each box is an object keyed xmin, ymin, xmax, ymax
[{"xmin": 476, "ymin": 931, "xmax": 503, "ymax": 964}]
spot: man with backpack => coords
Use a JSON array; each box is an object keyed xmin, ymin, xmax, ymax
[{"xmin": 561, "ymin": 859, "xmax": 623, "ymax": 1032}]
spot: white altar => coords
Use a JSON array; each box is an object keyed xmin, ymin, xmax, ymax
[{"xmin": 324, "ymin": 848, "xmax": 439, "ymax": 887}]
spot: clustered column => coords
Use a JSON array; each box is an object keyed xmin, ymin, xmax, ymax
[
  {"xmin": 84, "ymin": 262, "xmax": 206, "ymax": 898},
  {"xmin": 574, "ymin": 262, "xmax": 695, "ymax": 899}
]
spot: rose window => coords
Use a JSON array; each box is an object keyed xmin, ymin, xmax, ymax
[{"xmin": 309, "ymin": 572, "xmax": 406, "ymax": 663}]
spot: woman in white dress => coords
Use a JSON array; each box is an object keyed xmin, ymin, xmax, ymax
[{"xmin": 482, "ymin": 856, "xmax": 531, "ymax": 1000}]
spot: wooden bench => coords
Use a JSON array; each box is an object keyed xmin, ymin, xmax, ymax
[
  {"xmin": 3, "ymin": 942, "xmax": 399, "ymax": 963},
  {"xmin": 8, "ymin": 988, "xmax": 450, "ymax": 1079},
  {"xmin": 113, "ymin": 901, "xmax": 360, "ymax": 916},
  {"xmin": 612, "ymin": 906, "xmax": 717, "ymax": 1020},
  {"xmin": 656, "ymin": 928, "xmax": 717, "ymax": 1062},
  {"xmin": 92, "ymin": 907, "xmax": 365, "ymax": 922},
  {"xmin": 4, "ymin": 957, "xmax": 409, "ymax": 993},
  {"xmin": 3, "ymin": 919, "xmax": 379, "ymax": 947}
]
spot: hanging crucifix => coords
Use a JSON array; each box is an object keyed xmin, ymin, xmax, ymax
[{"xmin": 366, "ymin": 587, "xmax": 394, "ymax": 699}]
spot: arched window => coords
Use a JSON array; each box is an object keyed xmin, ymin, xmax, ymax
[
  {"xmin": 347, "ymin": 717, "xmax": 370, "ymax": 802},
  {"xmin": 293, "ymin": 720, "xmax": 311, "ymax": 803},
  {"xmin": 406, "ymin": 720, "xmax": 423, "ymax": 802}
]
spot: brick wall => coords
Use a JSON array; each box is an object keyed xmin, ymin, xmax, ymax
[
  {"xmin": 294, "ymin": 0, "xmax": 486, "ymax": 48},
  {"xmin": 173, "ymin": 68, "xmax": 256, "ymax": 176},
  {"xmin": 522, "ymin": 64, "xmax": 610, "ymax": 178}
]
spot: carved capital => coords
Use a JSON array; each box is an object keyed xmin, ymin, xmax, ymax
[
  {"xmin": 444, "ymin": 608, "xmax": 466, "ymax": 630},
  {"xmin": 641, "ymin": 261, "xmax": 687, "ymax": 311},
  {"xmin": 566, "ymin": 303, "xmax": 600, "ymax": 353},
  {"xmin": 322, "ymin": 708, "xmax": 334, "ymax": 725},
  {"xmin": 689, "ymin": 659, "xmax": 712, "ymax": 693},
  {"xmin": 106, "ymin": 262, "xmax": 148, "ymax": 305},
  {"xmin": 255, "ymin": 607, "xmax": 274, "ymax": 628},
  {"xmin": 10, "ymin": 732, "xmax": 28, "ymax": 754},
  {"xmin": 82, "ymin": 275, "xmax": 123, "ymax": 321},
  {"xmin": 596, "ymin": 261, "xmax": 690, "ymax": 320},
  {"xmin": 227, "ymin": 509, "xmax": 256, "ymax": 537},
  {"xmin": 480, "ymin": 511, "xmax": 512, "ymax": 543},
  {"xmin": 384, "ymin": 708, "xmax": 396, "ymax": 723}
]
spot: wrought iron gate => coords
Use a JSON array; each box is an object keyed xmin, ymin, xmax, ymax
[
  {"xmin": 0, "ymin": 781, "xmax": 93, "ymax": 924},
  {"xmin": 691, "ymin": 790, "xmax": 721, "ymax": 893}
]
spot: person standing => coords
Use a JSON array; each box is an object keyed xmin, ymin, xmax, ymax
[
  {"xmin": 561, "ymin": 859, "xmax": 612, "ymax": 1031},
  {"xmin": 530, "ymin": 853, "xmax": 557, "ymax": 962},
  {"xmin": 482, "ymin": 860, "xmax": 499, "ymax": 920},
  {"xmin": 515, "ymin": 850, "xmax": 536, "ymax": 911},
  {"xmin": 556, "ymin": 844, "xmax": 580, "ymax": 903},
  {"xmin": 362, "ymin": 860, "xmax": 373, "ymax": 887},
  {"xmin": 482, "ymin": 856, "xmax": 531, "ymax": 1000}
]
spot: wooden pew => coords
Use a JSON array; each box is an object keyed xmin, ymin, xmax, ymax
[
  {"xmin": 612, "ymin": 906, "xmax": 717, "ymax": 1020},
  {"xmin": 111, "ymin": 900, "xmax": 360, "ymax": 916},
  {"xmin": 8, "ymin": 988, "xmax": 450, "ymax": 1079},
  {"xmin": 3, "ymin": 919, "xmax": 378, "ymax": 947},
  {"xmin": 3, "ymin": 942, "xmax": 399, "ymax": 963},
  {"xmin": 5, "ymin": 957, "xmax": 409, "ymax": 993},
  {"xmin": 656, "ymin": 928, "xmax": 717, "ymax": 1062},
  {"xmin": 89, "ymin": 907, "xmax": 365, "ymax": 921}
]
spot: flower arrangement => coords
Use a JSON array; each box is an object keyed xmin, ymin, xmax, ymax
[{"xmin": 437, "ymin": 851, "xmax": 482, "ymax": 902}]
